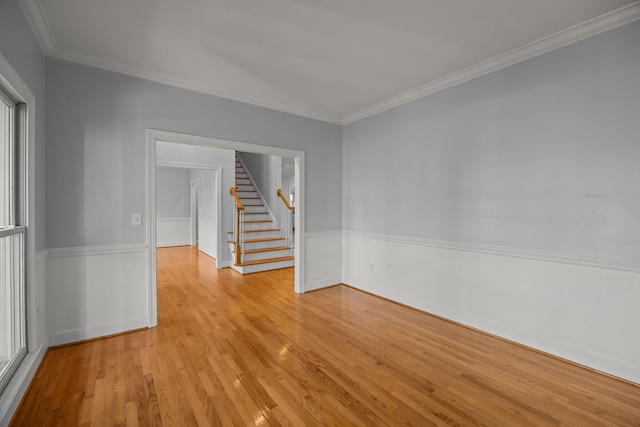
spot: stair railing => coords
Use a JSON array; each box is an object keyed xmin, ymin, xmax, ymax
[
  {"xmin": 229, "ymin": 186, "xmax": 245, "ymax": 265},
  {"xmin": 277, "ymin": 189, "xmax": 295, "ymax": 255}
]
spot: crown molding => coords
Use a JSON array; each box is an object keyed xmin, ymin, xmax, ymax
[
  {"xmin": 19, "ymin": 0, "xmax": 640, "ymax": 126},
  {"xmin": 18, "ymin": 0, "xmax": 56, "ymax": 52},
  {"xmin": 342, "ymin": 2, "xmax": 640, "ymax": 125}
]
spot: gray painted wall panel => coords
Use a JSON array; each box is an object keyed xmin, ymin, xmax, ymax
[
  {"xmin": 156, "ymin": 167, "xmax": 190, "ymax": 219},
  {"xmin": 343, "ymin": 20, "xmax": 640, "ymax": 261},
  {"xmin": 46, "ymin": 58, "xmax": 342, "ymax": 248}
]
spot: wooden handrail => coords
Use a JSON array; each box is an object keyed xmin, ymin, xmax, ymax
[
  {"xmin": 277, "ymin": 189, "xmax": 294, "ymax": 210},
  {"xmin": 229, "ymin": 187, "xmax": 244, "ymax": 210},
  {"xmin": 230, "ymin": 187, "xmax": 244, "ymax": 265}
]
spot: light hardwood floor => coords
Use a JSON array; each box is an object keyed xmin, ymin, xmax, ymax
[{"xmin": 11, "ymin": 246, "xmax": 640, "ymax": 426}]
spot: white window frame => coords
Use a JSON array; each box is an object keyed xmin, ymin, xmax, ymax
[{"xmin": 0, "ymin": 84, "xmax": 27, "ymax": 397}]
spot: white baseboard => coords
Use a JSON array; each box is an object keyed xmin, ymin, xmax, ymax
[
  {"xmin": 157, "ymin": 217, "xmax": 191, "ymax": 248},
  {"xmin": 342, "ymin": 231, "xmax": 640, "ymax": 384},
  {"xmin": 48, "ymin": 317, "xmax": 149, "ymax": 347},
  {"xmin": 0, "ymin": 340, "xmax": 48, "ymax": 425},
  {"xmin": 157, "ymin": 241, "xmax": 191, "ymax": 248},
  {"xmin": 305, "ymin": 277, "xmax": 342, "ymax": 292}
]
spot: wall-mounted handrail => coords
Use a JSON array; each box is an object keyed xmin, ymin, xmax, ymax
[{"xmin": 277, "ymin": 189, "xmax": 294, "ymax": 211}]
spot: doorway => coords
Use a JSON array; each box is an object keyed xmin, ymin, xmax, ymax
[{"xmin": 146, "ymin": 129, "xmax": 305, "ymax": 327}]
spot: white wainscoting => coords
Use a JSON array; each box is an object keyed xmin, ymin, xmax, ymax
[
  {"xmin": 198, "ymin": 220, "xmax": 217, "ymax": 260},
  {"xmin": 46, "ymin": 245, "xmax": 149, "ymax": 346},
  {"xmin": 304, "ymin": 231, "xmax": 342, "ymax": 291},
  {"xmin": 342, "ymin": 231, "xmax": 640, "ymax": 384},
  {"xmin": 157, "ymin": 217, "xmax": 192, "ymax": 248}
]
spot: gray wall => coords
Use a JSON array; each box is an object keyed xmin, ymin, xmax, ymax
[
  {"xmin": 0, "ymin": 0, "xmax": 47, "ymax": 253},
  {"xmin": 239, "ymin": 152, "xmax": 282, "ymax": 214},
  {"xmin": 343, "ymin": 20, "xmax": 640, "ymax": 262},
  {"xmin": 46, "ymin": 57, "xmax": 343, "ymax": 249},
  {"xmin": 156, "ymin": 167, "xmax": 190, "ymax": 219}
]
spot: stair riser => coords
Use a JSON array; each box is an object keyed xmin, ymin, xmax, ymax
[
  {"xmin": 241, "ymin": 249, "xmax": 293, "ymax": 262},
  {"xmin": 241, "ymin": 230, "xmax": 281, "ymax": 239},
  {"xmin": 242, "ymin": 205, "xmax": 266, "ymax": 213},
  {"xmin": 243, "ymin": 213, "xmax": 271, "ymax": 221},
  {"xmin": 243, "ymin": 240, "xmax": 286, "ymax": 250},
  {"xmin": 243, "ymin": 223, "xmax": 276, "ymax": 231},
  {"xmin": 231, "ymin": 259, "xmax": 295, "ymax": 274},
  {"xmin": 235, "ymin": 185, "xmax": 254, "ymax": 191},
  {"xmin": 235, "ymin": 192, "xmax": 257, "ymax": 198}
]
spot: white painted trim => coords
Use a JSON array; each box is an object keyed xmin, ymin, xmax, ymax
[
  {"xmin": 157, "ymin": 242, "xmax": 191, "ymax": 248},
  {"xmin": 47, "ymin": 244, "xmax": 147, "ymax": 259},
  {"xmin": 47, "ymin": 317, "xmax": 149, "ymax": 347},
  {"xmin": 18, "ymin": 0, "xmax": 55, "ymax": 52},
  {"xmin": 342, "ymin": 232, "xmax": 640, "ymax": 384},
  {"xmin": 34, "ymin": 249, "xmax": 48, "ymax": 263},
  {"xmin": 0, "ymin": 340, "xmax": 48, "ymax": 426},
  {"xmin": 0, "ymin": 50, "xmax": 39, "ymax": 416},
  {"xmin": 156, "ymin": 217, "xmax": 191, "ymax": 222},
  {"xmin": 147, "ymin": 129, "xmax": 306, "ymax": 329},
  {"xmin": 342, "ymin": 3, "xmax": 640, "ymax": 124},
  {"xmin": 343, "ymin": 230, "xmax": 640, "ymax": 273},
  {"xmin": 305, "ymin": 277, "xmax": 342, "ymax": 292},
  {"xmin": 20, "ymin": 0, "xmax": 640, "ymax": 125}
]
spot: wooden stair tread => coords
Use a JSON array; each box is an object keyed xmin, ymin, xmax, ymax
[
  {"xmin": 244, "ymin": 237, "xmax": 285, "ymax": 243},
  {"xmin": 243, "ymin": 246, "xmax": 291, "ymax": 254},
  {"xmin": 244, "ymin": 212, "xmax": 269, "ymax": 215},
  {"xmin": 243, "ymin": 228, "xmax": 280, "ymax": 233},
  {"xmin": 236, "ymin": 256, "xmax": 294, "ymax": 266},
  {"xmin": 244, "ymin": 220, "xmax": 273, "ymax": 224}
]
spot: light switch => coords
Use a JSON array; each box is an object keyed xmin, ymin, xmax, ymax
[{"xmin": 132, "ymin": 213, "xmax": 142, "ymax": 226}]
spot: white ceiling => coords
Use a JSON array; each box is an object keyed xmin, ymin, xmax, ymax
[{"xmin": 20, "ymin": 0, "xmax": 640, "ymax": 124}]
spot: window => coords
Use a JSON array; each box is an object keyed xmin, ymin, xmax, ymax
[{"xmin": 0, "ymin": 85, "xmax": 26, "ymax": 396}]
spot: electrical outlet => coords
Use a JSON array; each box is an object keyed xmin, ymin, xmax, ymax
[{"xmin": 132, "ymin": 213, "xmax": 142, "ymax": 226}]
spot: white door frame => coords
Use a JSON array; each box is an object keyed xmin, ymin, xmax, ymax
[
  {"xmin": 146, "ymin": 129, "xmax": 305, "ymax": 327},
  {"xmin": 190, "ymin": 179, "xmax": 198, "ymax": 246}
]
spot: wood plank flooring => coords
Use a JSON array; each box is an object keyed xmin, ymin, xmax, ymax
[{"xmin": 11, "ymin": 246, "xmax": 640, "ymax": 426}]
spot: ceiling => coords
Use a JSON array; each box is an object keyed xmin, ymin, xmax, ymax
[{"xmin": 20, "ymin": 0, "xmax": 640, "ymax": 124}]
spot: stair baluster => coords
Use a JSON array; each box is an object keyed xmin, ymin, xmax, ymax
[
  {"xmin": 277, "ymin": 188, "xmax": 295, "ymax": 257},
  {"xmin": 229, "ymin": 186, "xmax": 245, "ymax": 265}
]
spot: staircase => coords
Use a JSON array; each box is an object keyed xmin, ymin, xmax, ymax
[{"xmin": 228, "ymin": 156, "xmax": 294, "ymax": 274}]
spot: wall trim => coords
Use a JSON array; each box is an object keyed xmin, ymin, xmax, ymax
[
  {"xmin": 47, "ymin": 317, "xmax": 149, "ymax": 348},
  {"xmin": 342, "ymin": 2, "xmax": 640, "ymax": 124},
  {"xmin": 305, "ymin": 277, "xmax": 342, "ymax": 292},
  {"xmin": 0, "ymin": 341, "xmax": 48, "ymax": 426},
  {"xmin": 21, "ymin": 1, "xmax": 640, "ymax": 125},
  {"xmin": 343, "ymin": 230, "xmax": 640, "ymax": 273},
  {"xmin": 34, "ymin": 249, "xmax": 48, "ymax": 263},
  {"xmin": 18, "ymin": 0, "xmax": 56, "ymax": 52},
  {"xmin": 157, "ymin": 242, "xmax": 191, "ymax": 248},
  {"xmin": 47, "ymin": 243, "xmax": 147, "ymax": 259}
]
